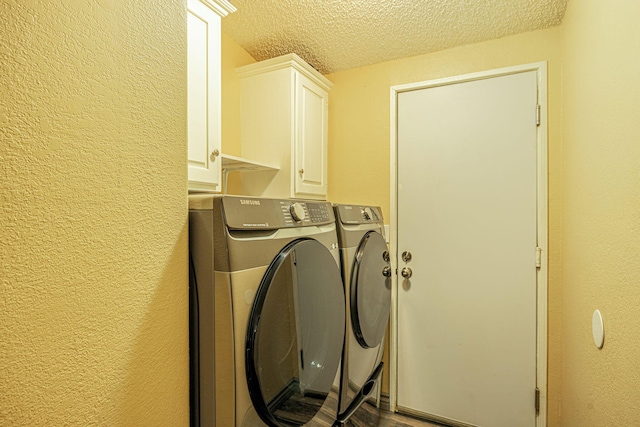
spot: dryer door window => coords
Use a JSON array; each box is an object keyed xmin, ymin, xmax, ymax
[
  {"xmin": 351, "ymin": 231, "xmax": 391, "ymax": 349},
  {"xmin": 246, "ymin": 238, "xmax": 345, "ymax": 427}
]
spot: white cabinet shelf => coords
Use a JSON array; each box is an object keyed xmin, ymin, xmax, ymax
[
  {"xmin": 220, "ymin": 153, "xmax": 279, "ymax": 194},
  {"xmin": 221, "ymin": 153, "xmax": 279, "ymax": 173}
]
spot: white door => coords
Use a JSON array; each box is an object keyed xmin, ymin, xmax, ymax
[{"xmin": 395, "ymin": 70, "xmax": 541, "ymax": 427}]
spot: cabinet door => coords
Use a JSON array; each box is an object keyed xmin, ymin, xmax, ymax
[
  {"xmin": 294, "ymin": 73, "xmax": 328, "ymax": 199},
  {"xmin": 187, "ymin": 0, "xmax": 222, "ymax": 192}
]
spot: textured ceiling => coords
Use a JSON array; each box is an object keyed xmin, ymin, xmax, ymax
[{"xmin": 222, "ymin": 0, "xmax": 569, "ymax": 74}]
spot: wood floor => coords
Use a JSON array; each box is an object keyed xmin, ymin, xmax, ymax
[
  {"xmin": 378, "ymin": 410, "xmax": 444, "ymax": 427},
  {"xmin": 341, "ymin": 398, "xmax": 446, "ymax": 427},
  {"xmin": 309, "ymin": 392, "xmax": 446, "ymax": 427}
]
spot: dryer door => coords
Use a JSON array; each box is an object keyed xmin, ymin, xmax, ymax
[
  {"xmin": 246, "ymin": 238, "xmax": 345, "ymax": 427},
  {"xmin": 351, "ymin": 231, "xmax": 391, "ymax": 349}
]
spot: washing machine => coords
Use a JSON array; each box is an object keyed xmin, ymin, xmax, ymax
[
  {"xmin": 332, "ymin": 204, "xmax": 391, "ymax": 427},
  {"xmin": 189, "ymin": 194, "xmax": 346, "ymax": 427}
]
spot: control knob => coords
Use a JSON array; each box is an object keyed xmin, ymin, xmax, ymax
[
  {"xmin": 362, "ymin": 207, "xmax": 373, "ymax": 220},
  {"xmin": 289, "ymin": 202, "xmax": 306, "ymax": 222}
]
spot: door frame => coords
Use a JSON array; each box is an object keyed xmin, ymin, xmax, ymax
[{"xmin": 388, "ymin": 62, "xmax": 548, "ymax": 427}]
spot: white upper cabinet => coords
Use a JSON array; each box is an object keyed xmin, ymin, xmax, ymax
[
  {"xmin": 187, "ymin": 0, "xmax": 235, "ymax": 193},
  {"xmin": 237, "ymin": 53, "xmax": 332, "ymax": 200}
]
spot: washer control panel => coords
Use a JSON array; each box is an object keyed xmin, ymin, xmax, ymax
[
  {"xmin": 222, "ymin": 197, "xmax": 336, "ymax": 230},
  {"xmin": 306, "ymin": 203, "xmax": 332, "ymax": 223},
  {"xmin": 281, "ymin": 201, "xmax": 333, "ymax": 226}
]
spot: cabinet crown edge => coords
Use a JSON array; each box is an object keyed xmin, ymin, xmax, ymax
[
  {"xmin": 198, "ymin": 0, "xmax": 236, "ymax": 17},
  {"xmin": 236, "ymin": 53, "xmax": 333, "ymax": 92}
]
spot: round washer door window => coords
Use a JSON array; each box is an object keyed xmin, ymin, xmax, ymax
[
  {"xmin": 351, "ymin": 231, "xmax": 391, "ymax": 349},
  {"xmin": 246, "ymin": 238, "xmax": 345, "ymax": 427}
]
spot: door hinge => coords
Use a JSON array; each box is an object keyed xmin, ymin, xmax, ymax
[
  {"xmin": 536, "ymin": 247, "xmax": 542, "ymax": 268},
  {"xmin": 535, "ymin": 387, "xmax": 540, "ymax": 414},
  {"xmin": 536, "ymin": 104, "xmax": 541, "ymax": 126}
]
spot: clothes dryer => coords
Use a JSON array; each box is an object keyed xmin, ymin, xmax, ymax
[
  {"xmin": 332, "ymin": 205, "xmax": 391, "ymax": 426},
  {"xmin": 189, "ymin": 195, "xmax": 345, "ymax": 427}
]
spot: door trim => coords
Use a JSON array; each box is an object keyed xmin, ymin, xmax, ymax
[{"xmin": 388, "ymin": 62, "xmax": 548, "ymax": 427}]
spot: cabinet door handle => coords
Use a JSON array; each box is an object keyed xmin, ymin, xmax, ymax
[
  {"xmin": 298, "ymin": 168, "xmax": 304, "ymax": 176},
  {"xmin": 211, "ymin": 149, "xmax": 220, "ymax": 158}
]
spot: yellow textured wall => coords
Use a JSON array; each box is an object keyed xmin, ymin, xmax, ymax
[
  {"xmin": 560, "ymin": 1, "xmax": 640, "ymax": 425},
  {"xmin": 221, "ymin": 32, "xmax": 256, "ymax": 194},
  {"xmin": 1, "ymin": 1, "xmax": 189, "ymax": 425},
  {"xmin": 326, "ymin": 27, "xmax": 563, "ymax": 426},
  {"xmin": 222, "ymin": 31, "xmax": 256, "ymax": 157}
]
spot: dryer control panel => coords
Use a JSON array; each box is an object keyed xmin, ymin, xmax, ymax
[
  {"xmin": 335, "ymin": 204, "xmax": 384, "ymax": 225},
  {"xmin": 222, "ymin": 196, "xmax": 335, "ymax": 230}
]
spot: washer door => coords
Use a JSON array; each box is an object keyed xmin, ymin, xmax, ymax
[
  {"xmin": 351, "ymin": 231, "xmax": 391, "ymax": 349},
  {"xmin": 246, "ymin": 238, "xmax": 345, "ymax": 427}
]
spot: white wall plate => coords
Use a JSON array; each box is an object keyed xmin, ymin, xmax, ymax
[{"xmin": 592, "ymin": 309, "xmax": 604, "ymax": 349}]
